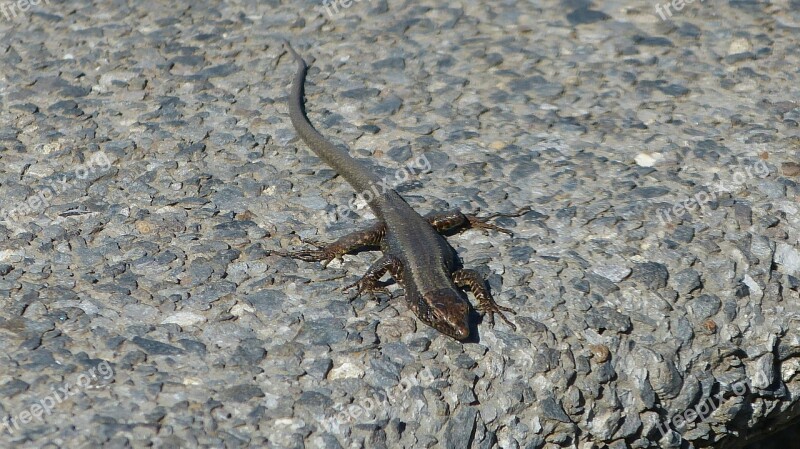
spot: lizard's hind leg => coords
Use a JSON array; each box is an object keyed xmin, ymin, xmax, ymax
[{"xmin": 276, "ymin": 222, "xmax": 385, "ymax": 267}]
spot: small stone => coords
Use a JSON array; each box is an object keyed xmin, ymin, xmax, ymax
[
  {"xmin": 775, "ymin": 243, "xmax": 800, "ymax": 275},
  {"xmin": 743, "ymin": 274, "xmax": 764, "ymax": 298},
  {"xmin": 48, "ymin": 99, "xmax": 82, "ymax": 115},
  {"xmin": 592, "ymin": 265, "xmax": 631, "ymax": 283},
  {"xmin": 0, "ymin": 250, "xmax": 24, "ymax": 263},
  {"xmin": 689, "ymin": 295, "xmax": 721, "ymax": 320},
  {"xmin": 387, "ymin": 145, "xmax": 412, "ymax": 163},
  {"xmin": 230, "ymin": 302, "xmax": 255, "ymax": 318},
  {"xmin": 588, "ymin": 409, "xmax": 621, "ymax": 440},
  {"xmin": 177, "ymin": 339, "xmax": 207, "ymax": 356},
  {"xmin": 566, "ymin": 8, "xmax": 610, "ymax": 25},
  {"xmin": 231, "ymin": 339, "xmax": 267, "ymax": 365},
  {"xmin": 196, "ymin": 63, "xmax": 240, "ymax": 79},
  {"xmin": 0, "ymin": 379, "xmax": 30, "ymax": 397},
  {"xmin": 131, "ymin": 336, "xmax": 184, "ymax": 356},
  {"xmin": 585, "ymin": 307, "xmax": 632, "ymax": 333},
  {"xmin": 585, "ymin": 273, "xmax": 620, "ymax": 295},
  {"xmin": 660, "ymin": 84, "xmax": 690, "ymax": 97},
  {"xmin": 443, "ymin": 407, "xmax": 478, "ymax": 449},
  {"xmin": 634, "ymin": 35, "xmax": 673, "ymax": 47},
  {"xmin": 539, "ymin": 397, "xmax": 571, "ymax": 423},
  {"xmin": 671, "ymin": 226, "xmax": 695, "ymax": 243},
  {"xmin": 305, "ymin": 358, "xmax": 333, "ymax": 380},
  {"xmin": 369, "ymin": 95, "xmax": 403, "ymax": 115},
  {"xmin": 735, "ymin": 203, "xmax": 753, "ymax": 227},
  {"xmin": 702, "ymin": 319, "xmax": 718, "ymax": 334},
  {"xmin": 781, "ymin": 162, "xmax": 800, "ymax": 176},
  {"xmin": 161, "ymin": 311, "xmax": 207, "ymax": 327},
  {"xmin": 372, "ymin": 57, "xmax": 405, "ymax": 70},
  {"xmin": 788, "ymin": 275, "xmax": 800, "ymax": 290},
  {"xmin": 340, "ymin": 87, "xmax": 381, "ymax": 100},
  {"xmin": 634, "ymin": 153, "xmax": 661, "ymax": 167},
  {"xmin": 751, "ymin": 354, "xmax": 775, "ymax": 389},
  {"xmin": 297, "ymin": 318, "xmax": 347, "ymax": 345},
  {"xmin": 328, "ymin": 362, "xmax": 365, "ymax": 380},
  {"xmin": 295, "ymin": 391, "xmax": 334, "ymax": 413},
  {"xmin": 589, "ymin": 344, "xmax": 611, "ymax": 363},
  {"xmin": 672, "ymin": 269, "xmax": 702, "ymax": 294},
  {"xmin": 630, "ymin": 262, "xmax": 669, "ymax": 290},
  {"xmin": 728, "ymin": 37, "xmax": 752, "ymax": 55},
  {"xmin": 218, "ymin": 384, "xmax": 265, "ymax": 402}
]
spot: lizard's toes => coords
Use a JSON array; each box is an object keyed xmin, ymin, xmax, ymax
[
  {"xmin": 497, "ymin": 304, "xmax": 516, "ymax": 314},
  {"xmin": 493, "ymin": 310, "xmax": 517, "ymax": 330},
  {"xmin": 300, "ymin": 238, "xmax": 327, "ymax": 249},
  {"xmin": 342, "ymin": 278, "xmax": 362, "ymax": 292}
]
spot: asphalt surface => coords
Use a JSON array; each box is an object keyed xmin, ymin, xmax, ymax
[{"xmin": 0, "ymin": 0, "xmax": 799, "ymax": 448}]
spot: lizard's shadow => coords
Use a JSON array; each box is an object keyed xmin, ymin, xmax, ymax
[{"xmin": 463, "ymin": 310, "xmax": 484, "ymax": 343}]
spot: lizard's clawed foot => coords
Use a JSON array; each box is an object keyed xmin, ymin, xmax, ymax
[
  {"xmin": 452, "ymin": 268, "xmax": 518, "ymax": 331},
  {"xmin": 274, "ymin": 245, "xmax": 339, "ymax": 267},
  {"xmin": 467, "ymin": 216, "xmax": 514, "ymax": 236},
  {"xmin": 298, "ymin": 250, "xmax": 339, "ymax": 267},
  {"xmin": 298, "ymin": 237, "xmax": 327, "ymax": 249},
  {"xmin": 477, "ymin": 303, "xmax": 517, "ymax": 331},
  {"xmin": 343, "ymin": 255, "xmax": 400, "ymax": 300},
  {"xmin": 343, "ymin": 276, "xmax": 390, "ymax": 300}
]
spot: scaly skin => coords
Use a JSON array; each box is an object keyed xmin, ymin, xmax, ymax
[{"xmin": 281, "ymin": 42, "xmax": 524, "ymax": 340}]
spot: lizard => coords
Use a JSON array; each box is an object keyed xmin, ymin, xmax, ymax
[{"xmin": 279, "ymin": 42, "xmax": 527, "ymax": 340}]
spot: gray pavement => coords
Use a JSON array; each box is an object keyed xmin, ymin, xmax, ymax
[{"xmin": 0, "ymin": 0, "xmax": 799, "ymax": 448}]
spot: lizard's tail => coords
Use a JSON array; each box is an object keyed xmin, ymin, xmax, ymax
[{"xmin": 284, "ymin": 42, "xmax": 382, "ymax": 197}]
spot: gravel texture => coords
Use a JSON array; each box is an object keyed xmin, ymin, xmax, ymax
[{"xmin": 0, "ymin": 0, "xmax": 799, "ymax": 448}]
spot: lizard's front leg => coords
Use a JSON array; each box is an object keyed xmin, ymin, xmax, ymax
[
  {"xmin": 277, "ymin": 222, "xmax": 385, "ymax": 267},
  {"xmin": 425, "ymin": 206, "xmax": 531, "ymax": 236},
  {"xmin": 343, "ymin": 254, "xmax": 402, "ymax": 299},
  {"xmin": 452, "ymin": 268, "xmax": 517, "ymax": 330}
]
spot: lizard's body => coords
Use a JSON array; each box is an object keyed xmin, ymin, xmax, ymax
[{"xmin": 283, "ymin": 43, "xmax": 520, "ymax": 340}]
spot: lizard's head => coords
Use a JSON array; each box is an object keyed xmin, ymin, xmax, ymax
[{"xmin": 421, "ymin": 289, "xmax": 471, "ymax": 340}]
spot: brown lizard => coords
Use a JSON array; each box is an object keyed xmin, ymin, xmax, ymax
[{"xmin": 279, "ymin": 42, "xmax": 527, "ymax": 340}]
